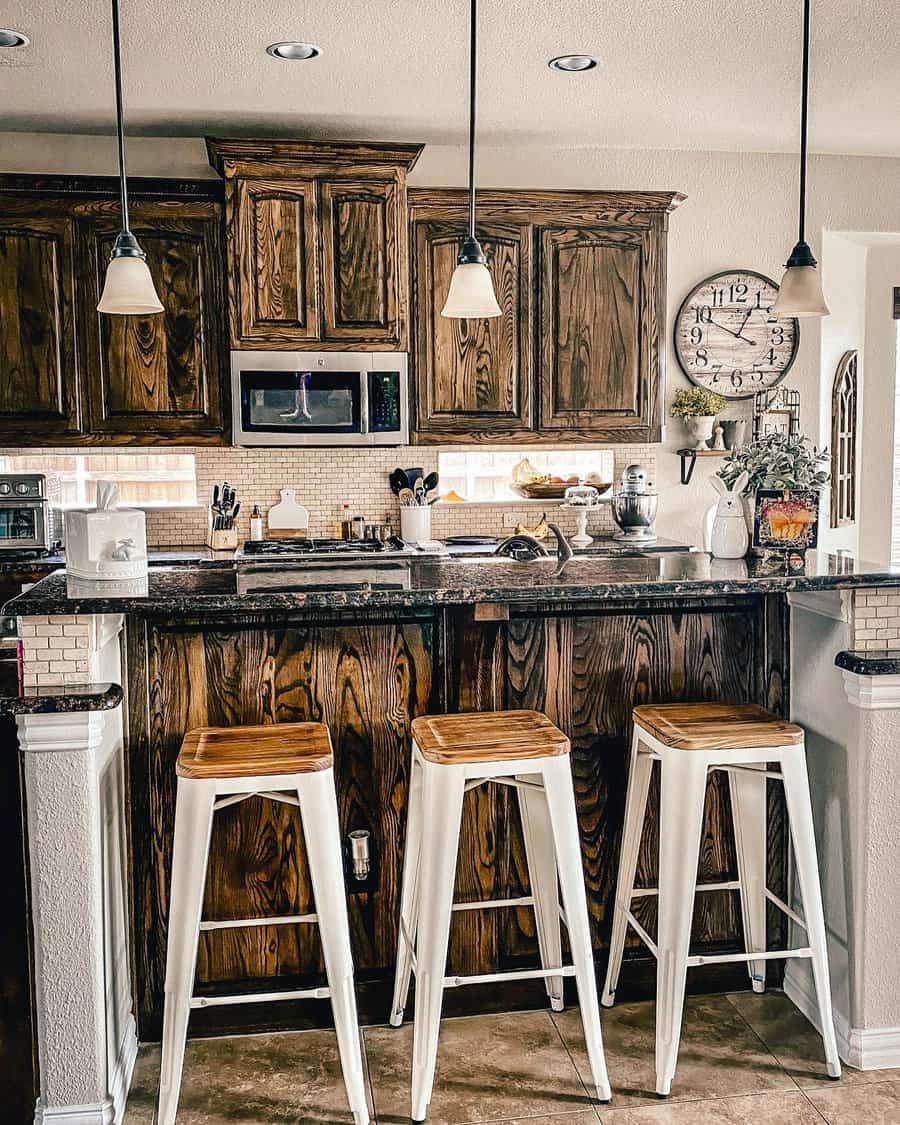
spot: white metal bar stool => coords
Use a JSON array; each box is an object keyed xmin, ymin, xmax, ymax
[
  {"xmin": 157, "ymin": 722, "xmax": 369, "ymax": 1125},
  {"xmin": 390, "ymin": 709, "xmax": 612, "ymax": 1122},
  {"xmin": 601, "ymin": 702, "xmax": 841, "ymax": 1097}
]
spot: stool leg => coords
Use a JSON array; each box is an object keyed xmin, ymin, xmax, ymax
[
  {"xmin": 518, "ymin": 771, "xmax": 564, "ymax": 1011},
  {"xmin": 780, "ymin": 748, "xmax": 842, "ymax": 1079},
  {"xmin": 157, "ymin": 777, "xmax": 216, "ymax": 1125},
  {"xmin": 602, "ymin": 729, "xmax": 653, "ymax": 1007},
  {"xmin": 655, "ymin": 757, "xmax": 707, "ymax": 1097},
  {"xmin": 391, "ymin": 751, "xmax": 424, "ymax": 1027},
  {"xmin": 542, "ymin": 756, "xmax": 612, "ymax": 1104},
  {"xmin": 411, "ymin": 763, "xmax": 465, "ymax": 1122},
  {"xmin": 299, "ymin": 769, "xmax": 370, "ymax": 1125},
  {"xmin": 729, "ymin": 764, "xmax": 768, "ymax": 993}
]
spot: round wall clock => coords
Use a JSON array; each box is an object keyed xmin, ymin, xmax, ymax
[{"xmin": 674, "ymin": 270, "xmax": 799, "ymax": 398}]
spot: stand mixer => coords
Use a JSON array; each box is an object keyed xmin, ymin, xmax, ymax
[{"xmin": 611, "ymin": 464, "xmax": 658, "ymax": 543}]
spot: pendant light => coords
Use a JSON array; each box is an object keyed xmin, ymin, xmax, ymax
[
  {"xmin": 97, "ymin": 0, "xmax": 163, "ymax": 315},
  {"xmin": 441, "ymin": 0, "xmax": 501, "ymax": 319},
  {"xmin": 771, "ymin": 0, "xmax": 829, "ymax": 318}
]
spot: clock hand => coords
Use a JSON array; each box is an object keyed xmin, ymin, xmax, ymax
[{"xmin": 707, "ymin": 316, "xmax": 756, "ymax": 343}]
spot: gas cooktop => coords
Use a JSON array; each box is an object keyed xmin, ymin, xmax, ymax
[{"xmin": 236, "ymin": 537, "xmax": 447, "ymax": 562}]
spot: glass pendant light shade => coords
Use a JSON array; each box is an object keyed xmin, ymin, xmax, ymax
[
  {"xmin": 772, "ymin": 256, "xmax": 829, "ymax": 318},
  {"xmin": 442, "ymin": 261, "xmax": 502, "ymax": 318},
  {"xmin": 98, "ymin": 247, "xmax": 163, "ymax": 315}
]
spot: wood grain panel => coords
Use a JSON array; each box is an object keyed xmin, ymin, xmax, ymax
[
  {"xmin": 321, "ymin": 180, "xmax": 399, "ymax": 341},
  {"xmin": 539, "ymin": 226, "xmax": 647, "ymax": 430},
  {"xmin": 412, "ymin": 216, "xmax": 532, "ymax": 440},
  {"xmin": 131, "ymin": 615, "xmax": 433, "ymax": 1037},
  {"xmin": 506, "ymin": 606, "xmax": 758, "ymax": 953},
  {"xmin": 77, "ymin": 204, "xmax": 226, "ymax": 441},
  {"xmin": 0, "ymin": 216, "xmax": 80, "ymax": 438},
  {"xmin": 234, "ymin": 179, "xmax": 319, "ymax": 344}
]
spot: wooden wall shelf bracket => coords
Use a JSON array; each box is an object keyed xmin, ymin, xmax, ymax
[{"xmin": 677, "ymin": 448, "xmax": 727, "ymax": 486}]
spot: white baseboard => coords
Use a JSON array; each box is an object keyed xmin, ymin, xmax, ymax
[
  {"xmin": 34, "ymin": 1016, "xmax": 138, "ymax": 1125},
  {"xmin": 785, "ymin": 963, "xmax": 900, "ymax": 1070}
]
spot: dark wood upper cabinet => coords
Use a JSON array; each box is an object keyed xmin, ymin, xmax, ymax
[
  {"xmin": 233, "ymin": 178, "xmax": 319, "ymax": 343},
  {"xmin": 409, "ymin": 189, "xmax": 683, "ymax": 445},
  {"xmin": 321, "ymin": 179, "xmax": 400, "ymax": 343},
  {"xmin": 208, "ymin": 139, "xmax": 423, "ymax": 351},
  {"xmin": 538, "ymin": 224, "xmax": 654, "ymax": 440},
  {"xmin": 411, "ymin": 211, "xmax": 532, "ymax": 440},
  {"xmin": 0, "ymin": 178, "xmax": 227, "ymax": 446},
  {"xmin": 76, "ymin": 200, "xmax": 227, "ymax": 442},
  {"xmin": 0, "ymin": 213, "xmax": 81, "ymax": 440}
]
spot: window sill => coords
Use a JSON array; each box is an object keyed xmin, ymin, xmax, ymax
[
  {"xmin": 434, "ymin": 498, "xmax": 565, "ymax": 507},
  {"xmin": 60, "ymin": 503, "xmax": 203, "ymax": 513}
]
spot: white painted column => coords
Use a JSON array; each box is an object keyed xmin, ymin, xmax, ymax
[
  {"xmin": 787, "ymin": 591, "xmax": 900, "ymax": 1069},
  {"xmin": 16, "ymin": 614, "xmax": 136, "ymax": 1125}
]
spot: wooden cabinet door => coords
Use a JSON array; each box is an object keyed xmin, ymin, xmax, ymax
[
  {"xmin": 320, "ymin": 178, "xmax": 402, "ymax": 344},
  {"xmin": 0, "ymin": 215, "xmax": 81, "ymax": 439},
  {"xmin": 77, "ymin": 203, "xmax": 226, "ymax": 442},
  {"xmin": 232, "ymin": 178, "xmax": 319, "ymax": 345},
  {"xmin": 412, "ymin": 217, "xmax": 532, "ymax": 442},
  {"xmin": 538, "ymin": 224, "xmax": 660, "ymax": 442}
]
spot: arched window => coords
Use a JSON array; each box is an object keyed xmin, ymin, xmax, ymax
[{"xmin": 830, "ymin": 350, "xmax": 858, "ymax": 528}]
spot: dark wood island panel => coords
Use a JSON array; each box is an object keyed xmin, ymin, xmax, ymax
[{"xmin": 125, "ymin": 595, "xmax": 789, "ymax": 1039}]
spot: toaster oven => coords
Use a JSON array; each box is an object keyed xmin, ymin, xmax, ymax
[{"xmin": 0, "ymin": 473, "xmax": 62, "ymax": 554}]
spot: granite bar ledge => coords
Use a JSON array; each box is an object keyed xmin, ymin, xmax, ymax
[{"xmin": 0, "ymin": 681, "xmax": 124, "ymax": 716}]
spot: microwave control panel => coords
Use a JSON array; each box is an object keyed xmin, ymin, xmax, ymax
[{"xmin": 368, "ymin": 371, "xmax": 402, "ymax": 434}]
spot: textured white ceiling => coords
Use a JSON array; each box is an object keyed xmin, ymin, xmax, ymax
[{"xmin": 1, "ymin": 0, "xmax": 898, "ymax": 156}]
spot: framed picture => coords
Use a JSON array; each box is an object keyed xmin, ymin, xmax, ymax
[{"xmin": 753, "ymin": 489, "xmax": 820, "ymax": 552}]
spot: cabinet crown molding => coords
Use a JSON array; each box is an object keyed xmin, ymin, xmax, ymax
[
  {"xmin": 408, "ymin": 187, "xmax": 686, "ymax": 213},
  {"xmin": 206, "ymin": 137, "xmax": 425, "ymax": 177}
]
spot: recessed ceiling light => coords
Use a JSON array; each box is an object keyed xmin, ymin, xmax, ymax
[
  {"xmin": 548, "ymin": 54, "xmax": 597, "ymax": 72},
  {"xmin": 266, "ymin": 41, "xmax": 321, "ymax": 61},
  {"xmin": 0, "ymin": 29, "xmax": 29, "ymax": 48}
]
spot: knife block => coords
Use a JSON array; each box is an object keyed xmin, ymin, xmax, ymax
[{"xmin": 207, "ymin": 514, "xmax": 238, "ymax": 551}]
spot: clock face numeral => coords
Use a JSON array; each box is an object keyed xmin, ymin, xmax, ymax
[{"xmin": 674, "ymin": 270, "xmax": 799, "ymax": 399}]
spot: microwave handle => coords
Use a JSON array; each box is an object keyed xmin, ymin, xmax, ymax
[{"xmin": 360, "ymin": 371, "xmax": 369, "ymax": 434}]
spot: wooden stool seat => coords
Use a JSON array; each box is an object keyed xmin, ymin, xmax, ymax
[
  {"xmin": 176, "ymin": 722, "xmax": 334, "ymax": 779},
  {"xmin": 633, "ymin": 703, "xmax": 804, "ymax": 751},
  {"xmin": 411, "ymin": 709, "xmax": 569, "ymax": 765}
]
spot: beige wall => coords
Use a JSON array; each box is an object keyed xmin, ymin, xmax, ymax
[{"xmin": 2, "ymin": 134, "xmax": 899, "ymax": 550}]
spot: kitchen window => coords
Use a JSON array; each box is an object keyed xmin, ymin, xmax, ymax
[
  {"xmin": 0, "ymin": 453, "xmax": 198, "ymax": 508},
  {"xmin": 437, "ymin": 450, "xmax": 615, "ymax": 503}
]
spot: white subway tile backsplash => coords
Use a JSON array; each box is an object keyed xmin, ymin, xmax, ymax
[{"xmin": 2, "ymin": 442, "xmax": 658, "ymax": 548}]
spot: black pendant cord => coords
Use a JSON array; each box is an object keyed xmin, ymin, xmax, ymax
[
  {"xmin": 797, "ymin": 0, "xmax": 810, "ymax": 247},
  {"xmin": 111, "ymin": 0, "xmax": 130, "ymax": 234},
  {"xmin": 466, "ymin": 0, "xmax": 477, "ymax": 241}
]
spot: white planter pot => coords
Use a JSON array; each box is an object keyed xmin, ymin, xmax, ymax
[{"xmin": 683, "ymin": 415, "xmax": 716, "ymax": 451}]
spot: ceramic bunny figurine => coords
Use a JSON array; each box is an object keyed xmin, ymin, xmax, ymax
[{"xmin": 708, "ymin": 471, "xmax": 750, "ymax": 559}]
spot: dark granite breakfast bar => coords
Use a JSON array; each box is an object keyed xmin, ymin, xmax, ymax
[{"xmin": 7, "ymin": 550, "xmax": 899, "ymax": 1042}]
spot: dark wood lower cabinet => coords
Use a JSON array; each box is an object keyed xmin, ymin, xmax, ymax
[{"xmin": 127, "ymin": 596, "xmax": 788, "ymax": 1039}]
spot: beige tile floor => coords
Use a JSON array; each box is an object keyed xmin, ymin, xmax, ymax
[{"xmin": 124, "ymin": 991, "xmax": 900, "ymax": 1124}]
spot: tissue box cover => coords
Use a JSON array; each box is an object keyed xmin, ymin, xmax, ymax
[{"xmin": 64, "ymin": 508, "xmax": 148, "ymax": 580}]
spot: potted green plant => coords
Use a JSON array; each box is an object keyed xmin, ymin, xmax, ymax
[
  {"xmin": 671, "ymin": 387, "xmax": 726, "ymax": 450},
  {"xmin": 713, "ymin": 431, "xmax": 830, "ymax": 550}
]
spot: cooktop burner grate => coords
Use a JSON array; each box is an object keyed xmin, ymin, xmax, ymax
[{"xmin": 239, "ymin": 538, "xmax": 388, "ymax": 556}]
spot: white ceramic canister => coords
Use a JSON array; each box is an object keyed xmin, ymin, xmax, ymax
[{"xmin": 400, "ymin": 505, "xmax": 432, "ymax": 544}]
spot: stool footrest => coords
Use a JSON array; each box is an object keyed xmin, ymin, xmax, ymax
[
  {"xmin": 631, "ymin": 880, "xmax": 741, "ymax": 898},
  {"xmin": 199, "ymin": 913, "xmax": 318, "ymax": 931},
  {"xmin": 687, "ymin": 947, "xmax": 812, "ymax": 967},
  {"xmin": 452, "ymin": 896, "xmax": 534, "ymax": 912},
  {"xmin": 190, "ymin": 985, "xmax": 331, "ymax": 1009},
  {"xmin": 443, "ymin": 965, "xmax": 576, "ymax": 989}
]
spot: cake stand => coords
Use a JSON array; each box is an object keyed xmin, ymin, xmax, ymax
[{"xmin": 560, "ymin": 503, "xmax": 604, "ymax": 548}]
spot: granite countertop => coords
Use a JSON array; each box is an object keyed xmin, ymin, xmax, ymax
[
  {"xmin": 835, "ymin": 650, "xmax": 900, "ymax": 676},
  {"xmin": 0, "ymin": 546, "xmax": 234, "ymax": 572},
  {"xmin": 4, "ymin": 550, "xmax": 899, "ymax": 617},
  {"xmin": 0, "ymin": 681, "xmax": 123, "ymax": 716}
]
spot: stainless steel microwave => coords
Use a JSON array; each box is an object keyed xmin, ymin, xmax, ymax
[{"xmin": 231, "ymin": 351, "xmax": 408, "ymax": 447}]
